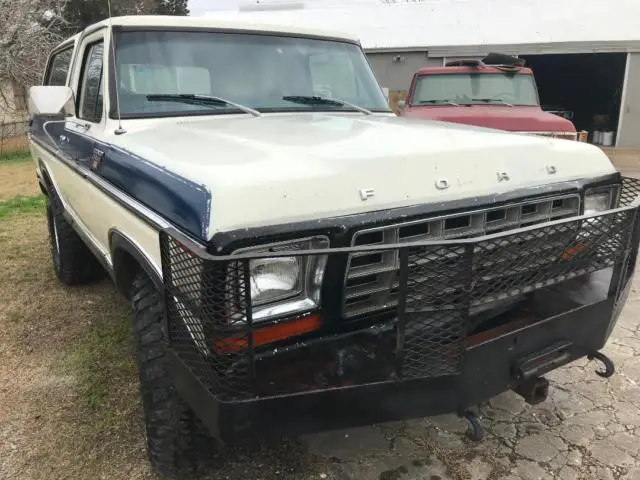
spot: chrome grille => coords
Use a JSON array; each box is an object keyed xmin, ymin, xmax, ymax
[{"xmin": 343, "ymin": 194, "xmax": 581, "ymax": 318}]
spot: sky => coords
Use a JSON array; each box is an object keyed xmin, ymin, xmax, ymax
[
  {"xmin": 188, "ymin": 0, "xmax": 380, "ymax": 16},
  {"xmin": 189, "ymin": 0, "xmax": 240, "ymax": 15}
]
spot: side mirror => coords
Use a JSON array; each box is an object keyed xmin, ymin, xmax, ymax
[
  {"xmin": 27, "ymin": 86, "xmax": 75, "ymax": 117},
  {"xmin": 398, "ymin": 100, "xmax": 406, "ymax": 109}
]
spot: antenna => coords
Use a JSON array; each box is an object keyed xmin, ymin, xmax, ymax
[{"xmin": 107, "ymin": 0, "xmax": 126, "ymax": 135}]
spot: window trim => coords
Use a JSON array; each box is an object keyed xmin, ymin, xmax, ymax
[
  {"xmin": 110, "ymin": 25, "xmax": 361, "ymax": 46},
  {"xmin": 76, "ymin": 40, "xmax": 106, "ymax": 123},
  {"xmin": 43, "ymin": 46, "xmax": 75, "ymax": 87}
]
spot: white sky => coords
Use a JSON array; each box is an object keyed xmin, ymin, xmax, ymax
[
  {"xmin": 189, "ymin": 0, "xmax": 380, "ymax": 16},
  {"xmin": 189, "ymin": 0, "xmax": 240, "ymax": 15}
]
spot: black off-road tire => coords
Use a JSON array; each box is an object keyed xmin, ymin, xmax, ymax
[
  {"xmin": 45, "ymin": 193, "xmax": 104, "ymax": 285},
  {"xmin": 131, "ymin": 273, "xmax": 212, "ymax": 478}
]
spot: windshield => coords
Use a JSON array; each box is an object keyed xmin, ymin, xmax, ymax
[
  {"xmin": 412, "ymin": 73, "xmax": 539, "ymax": 106},
  {"xmin": 112, "ymin": 30, "xmax": 390, "ymax": 118}
]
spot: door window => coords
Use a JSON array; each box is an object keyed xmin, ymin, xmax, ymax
[
  {"xmin": 78, "ymin": 42, "xmax": 105, "ymax": 122},
  {"xmin": 45, "ymin": 48, "xmax": 74, "ymax": 86}
]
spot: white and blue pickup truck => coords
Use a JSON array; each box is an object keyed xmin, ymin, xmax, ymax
[{"xmin": 28, "ymin": 15, "xmax": 640, "ymax": 479}]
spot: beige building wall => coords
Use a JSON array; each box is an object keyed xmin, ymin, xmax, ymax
[
  {"xmin": 1, "ymin": 79, "xmax": 29, "ymax": 155},
  {"xmin": 0, "ymin": 79, "xmax": 28, "ymax": 122}
]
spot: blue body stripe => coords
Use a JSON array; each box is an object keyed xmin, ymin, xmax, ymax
[{"xmin": 30, "ymin": 116, "xmax": 211, "ymax": 240}]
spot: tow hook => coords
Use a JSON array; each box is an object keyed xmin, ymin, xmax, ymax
[
  {"xmin": 458, "ymin": 409, "xmax": 484, "ymax": 442},
  {"xmin": 513, "ymin": 376, "xmax": 550, "ymax": 405},
  {"xmin": 587, "ymin": 351, "xmax": 615, "ymax": 378}
]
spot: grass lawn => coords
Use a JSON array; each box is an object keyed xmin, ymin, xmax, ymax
[{"xmin": 0, "ymin": 156, "xmax": 155, "ymax": 479}]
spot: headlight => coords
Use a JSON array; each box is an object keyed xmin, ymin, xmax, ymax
[
  {"xmin": 232, "ymin": 236, "xmax": 329, "ymax": 321},
  {"xmin": 250, "ymin": 256, "xmax": 302, "ymax": 306},
  {"xmin": 584, "ymin": 188, "xmax": 613, "ymax": 216}
]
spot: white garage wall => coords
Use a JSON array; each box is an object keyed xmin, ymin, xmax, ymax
[
  {"xmin": 617, "ymin": 53, "xmax": 640, "ymax": 148},
  {"xmin": 367, "ymin": 52, "xmax": 443, "ymax": 92}
]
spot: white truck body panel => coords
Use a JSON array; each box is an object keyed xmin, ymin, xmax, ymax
[{"xmin": 111, "ymin": 113, "xmax": 616, "ymax": 236}]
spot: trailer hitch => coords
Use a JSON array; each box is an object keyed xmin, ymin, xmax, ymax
[
  {"xmin": 587, "ymin": 351, "xmax": 615, "ymax": 378},
  {"xmin": 512, "ymin": 341, "xmax": 572, "ymax": 383},
  {"xmin": 513, "ymin": 376, "xmax": 550, "ymax": 405}
]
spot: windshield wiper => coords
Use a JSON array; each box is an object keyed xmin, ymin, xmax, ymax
[
  {"xmin": 282, "ymin": 95, "xmax": 372, "ymax": 115},
  {"xmin": 146, "ymin": 94, "xmax": 262, "ymax": 117},
  {"xmin": 417, "ymin": 99, "xmax": 461, "ymax": 106},
  {"xmin": 472, "ymin": 98, "xmax": 514, "ymax": 107}
]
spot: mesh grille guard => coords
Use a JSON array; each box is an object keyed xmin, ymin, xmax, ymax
[{"xmin": 160, "ymin": 177, "xmax": 640, "ymax": 402}]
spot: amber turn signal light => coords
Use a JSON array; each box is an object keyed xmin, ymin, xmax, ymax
[
  {"xmin": 213, "ymin": 314, "xmax": 322, "ymax": 353},
  {"xmin": 561, "ymin": 243, "xmax": 587, "ymax": 260}
]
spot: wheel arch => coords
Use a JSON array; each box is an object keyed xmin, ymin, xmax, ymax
[
  {"xmin": 37, "ymin": 159, "xmax": 53, "ymax": 197},
  {"xmin": 109, "ymin": 229, "xmax": 163, "ymax": 300}
]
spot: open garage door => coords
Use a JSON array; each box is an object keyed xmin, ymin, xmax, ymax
[{"xmin": 520, "ymin": 53, "xmax": 626, "ymax": 146}]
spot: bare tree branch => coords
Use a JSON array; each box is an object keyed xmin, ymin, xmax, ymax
[{"xmin": 0, "ymin": 0, "xmax": 67, "ymax": 113}]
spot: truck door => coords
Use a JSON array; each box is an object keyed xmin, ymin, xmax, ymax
[{"xmin": 48, "ymin": 28, "xmax": 112, "ymax": 258}]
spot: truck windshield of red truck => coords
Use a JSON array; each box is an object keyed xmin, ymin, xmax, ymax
[{"xmin": 412, "ymin": 72, "xmax": 540, "ymax": 107}]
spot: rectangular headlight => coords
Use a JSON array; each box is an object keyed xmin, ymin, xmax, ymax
[
  {"xmin": 584, "ymin": 187, "xmax": 614, "ymax": 216},
  {"xmin": 232, "ymin": 236, "xmax": 329, "ymax": 321}
]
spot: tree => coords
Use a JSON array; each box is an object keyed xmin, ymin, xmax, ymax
[
  {"xmin": 156, "ymin": 0, "xmax": 189, "ymax": 15},
  {"xmin": 62, "ymin": 0, "xmax": 151, "ymax": 33},
  {"xmin": 0, "ymin": 0, "xmax": 67, "ymax": 113},
  {"xmin": 62, "ymin": 0, "xmax": 188, "ymax": 32},
  {"xmin": 0, "ymin": 0, "xmax": 190, "ymax": 114}
]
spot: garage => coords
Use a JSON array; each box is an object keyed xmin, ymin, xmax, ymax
[{"xmin": 520, "ymin": 53, "xmax": 627, "ymax": 145}]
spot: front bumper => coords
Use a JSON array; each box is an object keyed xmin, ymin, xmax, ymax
[{"xmin": 160, "ymin": 178, "xmax": 640, "ymax": 442}]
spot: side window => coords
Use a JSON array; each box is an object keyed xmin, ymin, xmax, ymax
[
  {"xmin": 45, "ymin": 48, "xmax": 73, "ymax": 86},
  {"xmin": 78, "ymin": 42, "xmax": 105, "ymax": 123}
]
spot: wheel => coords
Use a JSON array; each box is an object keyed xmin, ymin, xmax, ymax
[
  {"xmin": 45, "ymin": 193, "xmax": 104, "ymax": 285},
  {"xmin": 131, "ymin": 273, "xmax": 212, "ymax": 478}
]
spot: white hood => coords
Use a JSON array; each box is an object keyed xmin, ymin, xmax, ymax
[{"xmin": 111, "ymin": 113, "xmax": 616, "ymax": 238}]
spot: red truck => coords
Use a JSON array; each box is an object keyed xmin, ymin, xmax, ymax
[{"xmin": 398, "ymin": 53, "xmax": 582, "ymax": 141}]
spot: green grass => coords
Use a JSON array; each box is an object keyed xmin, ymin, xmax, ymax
[
  {"xmin": 0, "ymin": 195, "xmax": 46, "ymax": 219},
  {"xmin": 0, "ymin": 150, "xmax": 31, "ymax": 164},
  {"xmin": 56, "ymin": 296, "xmax": 136, "ymax": 428},
  {"xmin": 62, "ymin": 318, "xmax": 133, "ymax": 411}
]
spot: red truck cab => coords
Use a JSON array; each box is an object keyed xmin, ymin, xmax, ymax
[{"xmin": 399, "ymin": 54, "xmax": 580, "ymax": 141}]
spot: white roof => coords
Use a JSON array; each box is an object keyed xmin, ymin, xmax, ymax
[
  {"xmin": 204, "ymin": 0, "xmax": 640, "ymax": 53},
  {"xmin": 83, "ymin": 15, "xmax": 358, "ymax": 42}
]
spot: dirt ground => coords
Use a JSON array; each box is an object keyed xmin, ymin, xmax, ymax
[
  {"xmin": 0, "ymin": 155, "xmax": 39, "ymax": 201},
  {"xmin": 0, "ymin": 136, "xmax": 30, "ymax": 157},
  {"xmin": 1, "ymin": 150, "xmax": 640, "ymax": 480}
]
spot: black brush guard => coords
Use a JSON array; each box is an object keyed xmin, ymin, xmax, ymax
[{"xmin": 160, "ymin": 178, "xmax": 640, "ymax": 442}]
